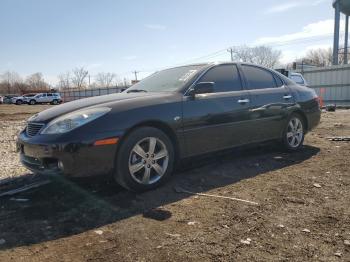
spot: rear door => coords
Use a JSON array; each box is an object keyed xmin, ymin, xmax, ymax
[
  {"xmin": 46, "ymin": 93, "xmax": 53, "ymax": 102},
  {"xmin": 240, "ymin": 64, "xmax": 295, "ymax": 141},
  {"xmin": 182, "ymin": 64, "xmax": 251, "ymax": 157}
]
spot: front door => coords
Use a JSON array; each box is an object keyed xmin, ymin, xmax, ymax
[
  {"xmin": 182, "ymin": 64, "xmax": 251, "ymax": 157},
  {"xmin": 239, "ymin": 64, "xmax": 295, "ymax": 141}
]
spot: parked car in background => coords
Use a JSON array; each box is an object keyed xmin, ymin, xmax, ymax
[
  {"xmin": 274, "ymin": 69, "xmax": 308, "ymax": 86},
  {"xmin": 18, "ymin": 62, "xmax": 321, "ymax": 192},
  {"xmin": 27, "ymin": 93, "xmax": 62, "ymax": 105},
  {"xmin": 12, "ymin": 93, "xmax": 37, "ymax": 105},
  {"xmin": 2, "ymin": 94, "xmax": 19, "ymax": 104}
]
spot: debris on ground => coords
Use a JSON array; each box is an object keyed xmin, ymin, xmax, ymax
[
  {"xmin": 344, "ymin": 240, "xmax": 350, "ymax": 246},
  {"xmin": 174, "ymin": 186, "xmax": 259, "ymax": 205},
  {"xmin": 94, "ymin": 230, "xmax": 103, "ymax": 235},
  {"xmin": 165, "ymin": 233, "xmax": 181, "ymax": 238},
  {"xmin": 9, "ymin": 198, "xmax": 29, "ymax": 202},
  {"xmin": 334, "ymin": 123, "xmax": 344, "ymax": 127},
  {"xmin": 313, "ymin": 183, "xmax": 322, "ymax": 188},
  {"xmin": 0, "ymin": 180, "xmax": 51, "ymax": 197},
  {"xmin": 277, "ymin": 224, "xmax": 285, "ymax": 228},
  {"xmin": 187, "ymin": 221, "xmax": 198, "ymax": 226},
  {"xmin": 240, "ymin": 238, "xmax": 252, "ymax": 245},
  {"xmin": 327, "ymin": 136, "xmax": 350, "ymax": 141},
  {"xmin": 302, "ymin": 229, "xmax": 311, "ymax": 233},
  {"xmin": 334, "ymin": 252, "xmax": 342, "ymax": 257}
]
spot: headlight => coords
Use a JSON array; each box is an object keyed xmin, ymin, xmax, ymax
[{"xmin": 41, "ymin": 107, "xmax": 111, "ymax": 134}]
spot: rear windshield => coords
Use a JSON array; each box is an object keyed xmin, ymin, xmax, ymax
[{"xmin": 126, "ymin": 65, "xmax": 204, "ymax": 93}]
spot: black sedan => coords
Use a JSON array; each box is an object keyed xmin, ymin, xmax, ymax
[{"xmin": 17, "ymin": 62, "xmax": 321, "ymax": 191}]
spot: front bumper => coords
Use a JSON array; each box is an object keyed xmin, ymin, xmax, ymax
[{"xmin": 17, "ymin": 130, "xmax": 122, "ymax": 178}]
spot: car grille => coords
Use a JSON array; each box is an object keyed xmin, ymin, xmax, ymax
[{"xmin": 26, "ymin": 122, "xmax": 45, "ymax": 137}]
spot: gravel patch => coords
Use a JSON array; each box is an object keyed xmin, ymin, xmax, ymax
[{"xmin": 0, "ymin": 120, "xmax": 29, "ymax": 180}]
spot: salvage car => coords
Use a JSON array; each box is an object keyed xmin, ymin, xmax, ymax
[
  {"xmin": 17, "ymin": 62, "xmax": 321, "ymax": 191},
  {"xmin": 12, "ymin": 93, "xmax": 36, "ymax": 105},
  {"xmin": 26, "ymin": 93, "xmax": 62, "ymax": 105}
]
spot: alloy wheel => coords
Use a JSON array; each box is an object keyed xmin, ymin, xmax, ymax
[
  {"xmin": 286, "ymin": 117, "xmax": 303, "ymax": 148},
  {"xmin": 128, "ymin": 137, "xmax": 169, "ymax": 185}
]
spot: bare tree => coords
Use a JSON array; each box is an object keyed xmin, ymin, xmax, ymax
[
  {"xmin": 58, "ymin": 71, "xmax": 71, "ymax": 90},
  {"xmin": 303, "ymin": 48, "xmax": 332, "ymax": 67},
  {"xmin": 95, "ymin": 72, "xmax": 116, "ymax": 88},
  {"xmin": 0, "ymin": 71, "xmax": 22, "ymax": 93},
  {"xmin": 231, "ymin": 45, "xmax": 282, "ymax": 68},
  {"xmin": 26, "ymin": 72, "xmax": 49, "ymax": 91},
  {"xmin": 71, "ymin": 67, "xmax": 88, "ymax": 89}
]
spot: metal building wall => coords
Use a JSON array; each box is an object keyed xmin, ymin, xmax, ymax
[{"xmin": 297, "ymin": 64, "xmax": 350, "ymax": 105}]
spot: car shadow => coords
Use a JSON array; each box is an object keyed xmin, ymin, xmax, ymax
[{"xmin": 0, "ymin": 143, "xmax": 320, "ymax": 250}]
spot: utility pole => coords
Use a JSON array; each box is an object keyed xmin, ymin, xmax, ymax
[
  {"xmin": 132, "ymin": 70, "xmax": 139, "ymax": 81},
  {"xmin": 227, "ymin": 48, "xmax": 234, "ymax": 61}
]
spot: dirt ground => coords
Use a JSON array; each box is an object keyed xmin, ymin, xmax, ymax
[{"xmin": 0, "ymin": 104, "xmax": 349, "ymax": 261}]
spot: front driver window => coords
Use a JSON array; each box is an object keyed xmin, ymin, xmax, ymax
[{"xmin": 199, "ymin": 64, "xmax": 242, "ymax": 93}]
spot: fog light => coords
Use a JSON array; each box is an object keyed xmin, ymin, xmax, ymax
[{"xmin": 58, "ymin": 160, "xmax": 64, "ymax": 171}]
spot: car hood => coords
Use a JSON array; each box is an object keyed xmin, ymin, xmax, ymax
[{"xmin": 30, "ymin": 92, "xmax": 176, "ymax": 123}]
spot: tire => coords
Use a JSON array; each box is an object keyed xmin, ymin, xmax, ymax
[
  {"xmin": 16, "ymin": 100, "xmax": 22, "ymax": 105},
  {"xmin": 52, "ymin": 99, "xmax": 58, "ymax": 105},
  {"xmin": 29, "ymin": 100, "xmax": 36, "ymax": 105},
  {"xmin": 281, "ymin": 113, "xmax": 305, "ymax": 151},
  {"xmin": 115, "ymin": 127, "xmax": 175, "ymax": 192}
]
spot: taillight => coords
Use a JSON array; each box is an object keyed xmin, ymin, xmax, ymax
[{"xmin": 314, "ymin": 96, "xmax": 323, "ymax": 108}]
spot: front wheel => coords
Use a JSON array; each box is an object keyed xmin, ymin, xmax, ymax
[
  {"xmin": 115, "ymin": 127, "xmax": 175, "ymax": 192},
  {"xmin": 16, "ymin": 100, "xmax": 22, "ymax": 105},
  {"xmin": 29, "ymin": 100, "xmax": 36, "ymax": 105},
  {"xmin": 281, "ymin": 114, "xmax": 305, "ymax": 151}
]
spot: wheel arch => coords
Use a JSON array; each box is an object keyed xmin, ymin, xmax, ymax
[{"xmin": 290, "ymin": 109, "xmax": 308, "ymax": 132}]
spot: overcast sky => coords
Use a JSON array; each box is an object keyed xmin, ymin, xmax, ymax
[{"xmin": 0, "ymin": 0, "xmax": 345, "ymax": 84}]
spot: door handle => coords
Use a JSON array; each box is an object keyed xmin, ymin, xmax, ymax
[
  {"xmin": 238, "ymin": 99, "xmax": 250, "ymax": 104},
  {"xmin": 283, "ymin": 95, "xmax": 292, "ymax": 99}
]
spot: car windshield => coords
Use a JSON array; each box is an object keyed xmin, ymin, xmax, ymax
[{"xmin": 126, "ymin": 65, "xmax": 204, "ymax": 93}]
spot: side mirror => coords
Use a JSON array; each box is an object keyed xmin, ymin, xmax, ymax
[{"xmin": 189, "ymin": 82, "xmax": 214, "ymax": 97}]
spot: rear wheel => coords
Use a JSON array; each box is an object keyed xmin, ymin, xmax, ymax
[
  {"xmin": 29, "ymin": 100, "xmax": 36, "ymax": 105},
  {"xmin": 52, "ymin": 99, "xmax": 59, "ymax": 105},
  {"xmin": 281, "ymin": 113, "xmax": 305, "ymax": 151},
  {"xmin": 16, "ymin": 100, "xmax": 22, "ymax": 105},
  {"xmin": 115, "ymin": 127, "xmax": 174, "ymax": 192}
]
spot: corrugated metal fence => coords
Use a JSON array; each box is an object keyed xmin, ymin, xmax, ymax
[
  {"xmin": 60, "ymin": 86, "xmax": 127, "ymax": 102},
  {"xmin": 297, "ymin": 64, "xmax": 350, "ymax": 106}
]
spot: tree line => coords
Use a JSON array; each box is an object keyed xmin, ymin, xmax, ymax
[
  {"xmin": 0, "ymin": 67, "xmax": 129, "ymax": 94},
  {"xmin": 1, "ymin": 45, "xmax": 347, "ymax": 95}
]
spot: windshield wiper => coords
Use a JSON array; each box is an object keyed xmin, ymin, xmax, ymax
[{"xmin": 127, "ymin": 89, "xmax": 147, "ymax": 93}]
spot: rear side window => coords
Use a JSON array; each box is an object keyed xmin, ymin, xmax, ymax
[
  {"xmin": 290, "ymin": 75, "xmax": 304, "ymax": 85},
  {"xmin": 274, "ymin": 75, "xmax": 284, "ymax": 87},
  {"xmin": 199, "ymin": 65, "xmax": 242, "ymax": 93},
  {"xmin": 242, "ymin": 65, "xmax": 277, "ymax": 90}
]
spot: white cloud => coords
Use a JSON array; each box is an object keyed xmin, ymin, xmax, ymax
[
  {"xmin": 264, "ymin": 3, "xmax": 301, "ymax": 14},
  {"xmin": 144, "ymin": 24, "xmax": 167, "ymax": 30},
  {"xmin": 264, "ymin": 0, "xmax": 329, "ymax": 14},
  {"xmin": 255, "ymin": 19, "xmax": 344, "ymax": 45}
]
